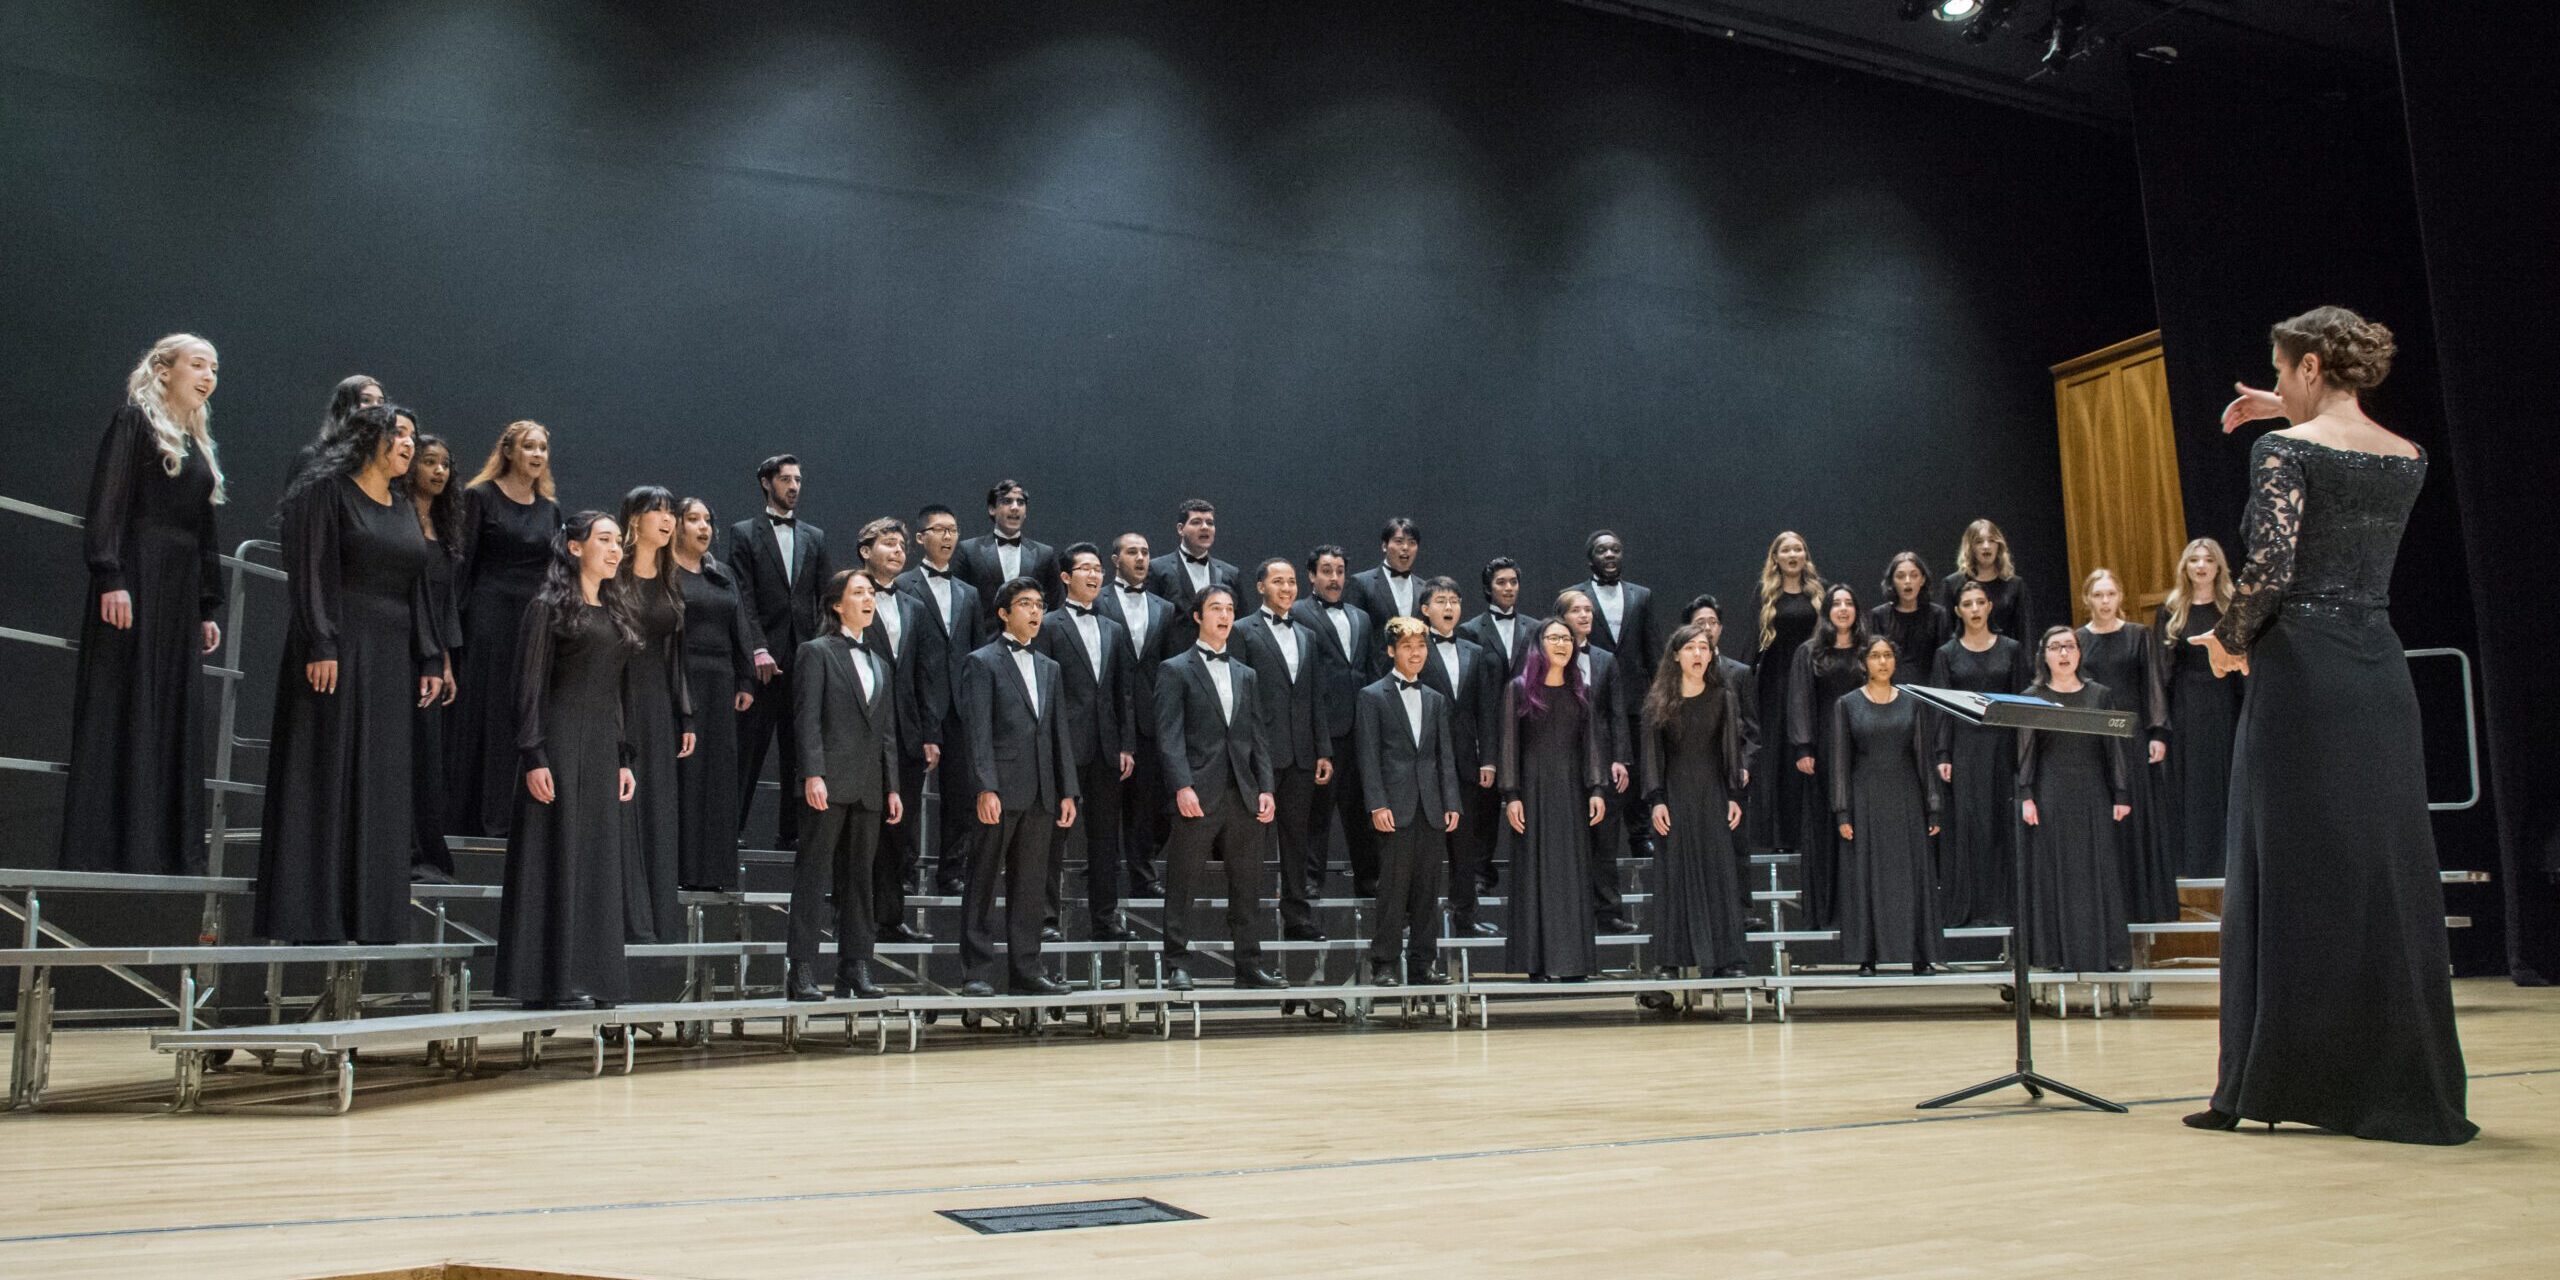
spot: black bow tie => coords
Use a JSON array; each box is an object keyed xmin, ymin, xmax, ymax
[
  {"xmin": 1067, "ymin": 603, "xmax": 1095, "ymax": 618},
  {"xmin": 1318, "ymin": 598, "xmax": 1344, "ymax": 610},
  {"xmin": 1431, "ymin": 633, "xmax": 1456, "ymax": 645},
  {"xmin": 1491, "ymin": 609, "xmax": 1515, "ymax": 621},
  {"xmin": 1183, "ymin": 552, "xmax": 1210, "ymax": 566},
  {"xmin": 1267, "ymin": 613, "xmax": 1293, "ymax": 628},
  {"xmin": 995, "ymin": 535, "xmax": 1023, "ymax": 548},
  {"xmin": 1197, "ymin": 647, "xmax": 1230, "ymax": 663},
  {"xmin": 924, "ymin": 566, "xmax": 953, "ymax": 580},
  {"xmin": 1387, "ymin": 569, "xmax": 1411, "ymax": 580},
  {"xmin": 1118, "ymin": 581, "xmax": 1148, "ymax": 594},
  {"xmin": 1003, "ymin": 638, "xmax": 1032, "ymax": 653},
  {"xmin": 768, "ymin": 514, "xmax": 796, "ymax": 527},
  {"xmin": 1395, "ymin": 677, "xmax": 1422, "ymax": 692}
]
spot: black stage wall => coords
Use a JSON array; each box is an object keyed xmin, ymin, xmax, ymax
[
  {"xmin": 2393, "ymin": 1, "xmax": 2560, "ymax": 984},
  {"xmin": 0, "ymin": 0, "xmax": 2156, "ymax": 883}
]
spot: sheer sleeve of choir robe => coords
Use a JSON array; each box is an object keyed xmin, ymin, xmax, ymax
[
  {"xmin": 254, "ymin": 476, "xmax": 440, "ymax": 943},
  {"xmin": 2018, "ymin": 681, "xmax": 2132, "ymax": 971},
  {"xmin": 1495, "ymin": 682, "xmax": 1606, "ymax": 979},
  {"xmin": 495, "ymin": 598, "xmax": 635, "ymax": 1007},
  {"xmin": 59, "ymin": 405, "xmax": 223, "ymax": 875},
  {"xmin": 1827, "ymin": 689, "xmax": 1941, "ymax": 968},
  {"xmin": 618, "ymin": 578, "xmax": 694, "ymax": 944}
]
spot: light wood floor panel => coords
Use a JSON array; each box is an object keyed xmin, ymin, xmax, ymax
[{"xmin": 2, "ymin": 980, "xmax": 2552, "ymax": 1278}]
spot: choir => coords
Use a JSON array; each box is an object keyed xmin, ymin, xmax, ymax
[{"xmin": 60, "ymin": 347, "xmax": 2254, "ymax": 995}]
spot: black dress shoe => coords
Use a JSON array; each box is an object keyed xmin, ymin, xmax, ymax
[
  {"xmin": 1411, "ymin": 966, "xmax": 1452, "ymax": 986},
  {"xmin": 1468, "ymin": 919, "xmax": 1500, "ymax": 937},
  {"xmin": 1599, "ymin": 916, "xmax": 1640, "ymax": 935},
  {"xmin": 1714, "ymin": 964, "xmax": 1750, "ymax": 979},
  {"xmin": 1131, "ymin": 877, "xmax": 1166, "ymax": 898},
  {"xmin": 1164, "ymin": 966, "xmax": 1194, "ymax": 992},
  {"xmin": 936, "ymin": 879, "xmax": 967, "ymax": 897},
  {"xmin": 1743, "ymin": 914, "xmax": 1770, "ymax": 933},
  {"xmin": 959, "ymin": 979, "xmax": 996, "ymax": 998},
  {"xmin": 1857, "ymin": 963, "xmax": 1878, "ymax": 977},
  {"xmin": 1368, "ymin": 961, "xmax": 1402, "ymax": 987},
  {"xmin": 1012, "ymin": 974, "xmax": 1071, "ymax": 997},
  {"xmin": 787, "ymin": 965, "xmax": 825, "ymax": 1002},
  {"xmin": 410, "ymin": 864, "xmax": 456, "ymax": 885},
  {"xmin": 837, "ymin": 965, "xmax": 885, "ymax": 1000},
  {"xmin": 1090, "ymin": 921, "xmax": 1137, "ymax": 942},
  {"xmin": 1282, "ymin": 926, "xmax": 1329, "ymax": 942},
  {"xmin": 1040, "ymin": 925, "xmax": 1065, "ymax": 943},
  {"xmin": 1911, "ymin": 962, "xmax": 1936, "ymax": 976},
  {"xmin": 882, "ymin": 922, "xmax": 933, "ymax": 943},
  {"xmin": 1235, "ymin": 966, "xmax": 1290, "ymax": 991}
]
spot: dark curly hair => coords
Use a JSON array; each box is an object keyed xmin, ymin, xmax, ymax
[
  {"xmin": 537, "ymin": 510, "xmax": 642, "ymax": 646},
  {"xmin": 2271, "ymin": 306, "xmax": 2395, "ymax": 391}
]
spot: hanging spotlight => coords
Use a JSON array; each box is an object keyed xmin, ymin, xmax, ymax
[
  {"xmin": 2038, "ymin": 2, "xmax": 2090, "ymax": 72},
  {"xmin": 1962, "ymin": 0, "xmax": 2020, "ymax": 43},
  {"xmin": 1934, "ymin": 0, "xmax": 1983, "ymax": 20}
]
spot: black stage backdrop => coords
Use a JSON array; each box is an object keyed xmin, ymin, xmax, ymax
[
  {"xmin": 2126, "ymin": 39, "xmax": 2503, "ymax": 975},
  {"xmin": 0, "ymin": 0, "xmax": 2157, "ymax": 1007},
  {"xmin": 2393, "ymin": 1, "xmax": 2560, "ymax": 983}
]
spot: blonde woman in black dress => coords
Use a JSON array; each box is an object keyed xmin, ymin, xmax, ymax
[
  {"xmin": 2074, "ymin": 568, "xmax": 2174, "ymax": 923},
  {"xmin": 2156, "ymin": 536, "xmax": 2241, "ymax": 878}
]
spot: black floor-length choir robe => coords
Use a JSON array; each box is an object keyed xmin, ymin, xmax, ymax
[
  {"xmin": 410, "ymin": 529, "xmax": 466, "ymax": 877},
  {"xmin": 675, "ymin": 559, "xmax": 761, "ymax": 890},
  {"xmin": 1828, "ymin": 688, "xmax": 1941, "ymax": 968},
  {"xmin": 1939, "ymin": 571, "xmax": 2034, "ymax": 643},
  {"xmin": 60, "ymin": 406, "xmax": 222, "ymax": 875},
  {"xmin": 1497, "ymin": 681, "xmax": 1606, "ymax": 979},
  {"xmin": 444, "ymin": 482, "xmax": 561, "ymax": 837},
  {"xmin": 1929, "ymin": 634, "xmax": 2032, "ymax": 926},
  {"xmin": 1786, "ymin": 639, "xmax": 1865, "ymax": 929},
  {"xmin": 619, "ymin": 577, "xmax": 692, "ymax": 943},
  {"xmin": 2018, "ymin": 681, "xmax": 2131, "ymax": 971},
  {"xmin": 2074, "ymin": 622, "xmax": 2175, "ymax": 921},
  {"xmin": 1746, "ymin": 587, "xmax": 1817, "ymax": 854},
  {"xmin": 1640, "ymin": 685, "xmax": 1750, "ymax": 973},
  {"xmin": 2159, "ymin": 600, "xmax": 2244, "ymax": 879},
  {"xmin": 2209, "ymin": 434, "xmax": 2472, "ymax": 1144},
  {"xmin": 496, "ymin": 598, "xmax": 633, "ymax": 1007},
  {"xmin": 255, "ymin": 476, "xmax": 440, "ymax": 943}
]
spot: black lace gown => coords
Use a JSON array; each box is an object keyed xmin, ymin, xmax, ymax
[
  {"xmin": 2159, "ymin": 600, "xmax": 2244, "ymax": 878},
  {"xmin": 619, "ymin": 576, "xmax": 692, "ymax": 943},
  {"xmin": 675, "ymin": 560, "xmax": 762, "ymax": 890},
  {"xmin": 59, "ymin": 407, "xmax": 222, "ymax": 875},
  {"xmin": 2210, "ymin": 434, "xmax": 2473, "ymax": 1144},
  {"xmin": 2019, "ymin": 681, "xmax": 2131, "ymax": 972},
  {"xmin": 1497, "ymin": 682, "xmax": 1607, "ymax": 979},
  {"xmin": 1940, "ymin": 571, "xmax": 2034, "ymax": 643},
  {"xmin": 2076, "ymin": 622, "xmax": 2176, "ymax": 921},
  {"xmin": 1787, "ymin": 640, "xmax": 1866, "ymax": 929},
  {"xmin": 496, "ymin": 599, "xmax": 633, "ymax": 1007},
  {"xmin": 445, "ymin": 483, "xmax": 561, "ymax": 837},
  {"xmin": 1828, "ymin": 688, "xmax": 1941, "ymax": 968},
  {"xmin": 1639, "ymin": 686, "xmax": 1749, "ymax": 973},
  {"xmin": 1747, "ymin": 587, "xmax": 1817, "ymax": 853},
  {"xmin": 255, "ymin": 477, "xmax": 438, "ymax": 942},
  {"xmin": 1929, "ymin": 635, "xmax": 2032, "ymax": 926},
  {"xmin": 410, "ymin": 532, "xmax": 465, "ymax": 877}
]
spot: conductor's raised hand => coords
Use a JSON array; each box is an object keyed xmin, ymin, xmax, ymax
[
  {"xmin": 2187, "ymin": 631, "xmax": 2249, "ymax": 678},
  {"xmin": 2221, "ymin": 382, "xmax": 2286, "ymax": 433}
]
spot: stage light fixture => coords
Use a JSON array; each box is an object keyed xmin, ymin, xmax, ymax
[
  {"xmin": 2038, "ymin": 2, "xmax": 2089, "ymax": 72},
  {"xmin": 1961, "ymin": 0, "xmax": 2019, "ymax": 43},
  {"xmin": 1934, "ymin": 0, "xmax": 1983, "ymax": 20}
]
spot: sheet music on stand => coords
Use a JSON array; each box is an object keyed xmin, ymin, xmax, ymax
[{"xmin": 1902, "ymin": 685, "xmax": 2137, "ymax": 738}]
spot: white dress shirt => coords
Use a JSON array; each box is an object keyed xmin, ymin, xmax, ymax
[
  {"xmin": 1592, "ymin": 580, "xmax": 1625, "ymax": 635},
  {"xmin": 1203, "ymin": 647, "xmax": 1235, "ymax": 723},
  {"xmin": 839, "ymin": 628, "xmax": 877, "ymax": 701},
  {"xmin": 874, "ymin": 585, "xmax": 904, "ymax": 658},
  {"xmin": 769, "ymin": 509, "xmax": 798, "ymax": 584},
  {"xmin": 1323, "ymin": 602, "xmax": 1355, "ymax": 656},
  {"xmin": 1433, "ymin": 631, "xmax": 1462, "ymax": 689},
  {"xmin": 1490, "ymin": 611, "xmax": 1518, "ymax": 660},
  {"xmin": 1266, "ymin": 612, "xmax": 1301, "ymax": 681},
  {"xmin": 1008, "ymin": 642, "xmax": 1040, "ymax": 718},
  {"xmin": 1385, "ymin": 565, "xmax": 1414, "ymax": 617},
  {"xmin": 1398, "ymin": 678, "xmax": 1425, "ymax": 747},
  {"xmin": 1182, "ymin": 553, "xmax": 1211, "ymax": 594},
  {"xmin": 1116, "ymin": 580, "xmax": 1152, "ymax": 655},
  {"xmin": 923, "ymin": 563, "xmax": 956, "ymax": 627},
  {"xmin": 1070, "ymin": 603, "xmax": 1104, "ymax": 673}
]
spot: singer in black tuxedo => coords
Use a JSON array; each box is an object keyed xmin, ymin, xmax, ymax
[
  {"xmin": 1576, "ymin": 532, "xmax": 1662, "ymax": 692},
  {"xmin": 956, "ymin": 479, "xmax": 1058, "ymax": 612},
  {"xmin": 1152, "ymin": 588, "xmax": 1287, "ymax": 991},
  {"xmin": 955, "ymin": 581, "xmax": 1079, "ymax": 995},
  {"xmin": 1416, "ymin": 579, "xmax": 1504, "ymax": 934},
  {"xmin": 1230, "ymin": 561, "xmax": 1334, "ymax": 940},
  {"xmin": 1294, "ymin": 545, "xmax": 1379, "ymax": 898},
  {"xmin": 787, "ymin": 573, "xmax": 901, "ymax": 1001},
  {"xmin": 729, "ymin": 458, "xmax": 830, "ymax": 849},
  {"xmin": 1096, "ymin": 533, "xmax": 1177, "ymax": 893},
  {"xmin": 1356, "ymin": 620, "xmax": 1464, "ymax": 984},
  {"xmin": 862, "ymin": 560, "xmax": 940, "ymax": 944},
  {"xmin": 1036, "ymin": 546, "xmax": 1138, "ymax": 939},
  {"xmin": 1143, "ymin": 499, "xmax": 1240, "ymax": 655},
  {"xmin": 1457, "ymin": 604, "xmax": 1528, "ymax": 675},
  {"xmin": 896, "ymin": 507, "xmax": 986, "ymax": 895}
]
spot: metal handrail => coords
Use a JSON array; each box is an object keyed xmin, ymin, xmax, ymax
[{"xmin": 2406, "ymin": 647, "xmax": 2482, "ymax": 812}]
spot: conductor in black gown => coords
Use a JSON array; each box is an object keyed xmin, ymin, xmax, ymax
[
  {"xmin": 2184, "ymin": 308, "xmax": 2473, "ymax": 1144},
  {"xmin": 60, "ymin": 334, "xmax": 227, "ymax": 876}
]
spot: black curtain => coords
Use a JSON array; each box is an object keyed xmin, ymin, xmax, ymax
[{"xmin": 2393, "ymin": 1, "xmax": 2560, "ymax": 983}]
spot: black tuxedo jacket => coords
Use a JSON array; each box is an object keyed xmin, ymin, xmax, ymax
[
  {"xmin": 1034, "ymin": 604, "xmax": 1136, "ymax": 767},
  {"xmin": 727, "ymin": 513, "xmax": 830, "ymax": 655},
  {"xmin": 1578, "ymin": 578, "xmax": 1661, "ymax": 687},
  {"xmin": 1457, "ymin": 609, "xmax": 1529, "ymax": 675},
  {"xmin": 1579, "ymin": 644, "xmax": 1633, "ymax": 768},
  {"xmin": 956, "ymin": 532, "xmax": 1060, "ymax": 613},
  {"xmin": 860, "ymin": 584, "xmax": 941, "ymax": 752},
  {"xmin": 1716, "ymin": 654, "xmax": 1762, "ymax": 768},
  {"xmin": 1144, "ymin": 551, "xmax": 1240, "ymax": 652},
  {"xmin": 1290, "ymin": 596, "xmax": 1377, "ymax": 743},
  {"xmin": 791, "ymin": 633, "xmax": 900, "ymax": 807},
  {"xmin": 894, "ymin": 563, "xmax": 985, "ymax": 724},
  {"xmin": 1345, "ymin": 565, "xmax": 1422, "ymax": 646},
  {"xmin": 957, "ymin": 639, "xmax": 1078, "ymax": 813},
  {"xmin": 1096, "ymin": 579, "xmax": 1176, "ymax": 738},
  {"xmin": 1415, "ymin": 632, "xmax": 1501, "ymax": 774},
  {"xmin": 1229, "ymin": 609, "xmax": 1331, "ymax": 771},
  {"xmin": 1355, "ymin": 676, "xmax": 1464, "ymax": 827},
  {"xmin": 1153, "ymin": 647, "xmax": 1273, "ymax": 810}
]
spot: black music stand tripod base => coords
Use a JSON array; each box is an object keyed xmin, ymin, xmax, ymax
[{"xmin": 1919, "ymin": 1069, "xmax": 2127, "ymax": 1113}]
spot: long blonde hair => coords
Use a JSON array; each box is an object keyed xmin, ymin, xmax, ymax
[
  {"xmin": 2160, "ymin": 538, "xmax": 2234, "ymax": 646},
  {"xmin": 468, "ymin": 420, "xmax": 556, "ymax": 500},
  {"xmin": 1953, "ymin": 518, "xmax": 2015, "ymax": 582},
  {"xmin": 124, "ymin": 334, "xmax": 226, "ymax": 504},
  {"xmin": 1755, "ymin": 530, "xmax": 1822, "ymax": 652}
]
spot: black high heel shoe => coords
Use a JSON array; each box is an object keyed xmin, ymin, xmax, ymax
[{"xmin": 2182, "ymin": 1107, "xmax": 2241, "ymax": 1131}]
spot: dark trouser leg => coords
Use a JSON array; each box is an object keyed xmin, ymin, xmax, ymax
[
  {"xmin": 834, "ymin": 804, "xmax": 880, "ymax": 979},
  {"xmin": 1408, "ymin": 826, "xmax": 1448, "ymax": 966},
  {"xmin": 1465, "ymin": 777, "xmax": 1503, "ymax": 891},
  {"xmin": 789, "ymin": 802, "xmax": 872, "ymax": 972},
  {"xmin": 1123, "ymin": 746, "xmax": 1165, "ymax": 889},
  {"xmin": 1158, "ymin": 780, "xmax": 1227, "ymax": 963},
  {"xmin": 1370, "ymin": 822, "xmax": 1420, "ymax": 965},
  {"xmin": 1002, "ymin": 806, "xmax": 1054, "ymax": 988},
  {"xmin": 1270, "ymin": 764, "xmax": 1319, "ymax": 935},
  {"xmin": 961, "ymin": 810, "xmax": 1021, "ymax": 986},
  {"xmin": 1321, "ymin": 733, "xmax": 1377, "ymax": 894},
  {"xmin": 933, "ymin": 713, "xmax": 975, "ymax": 892},
  {"xmin": 736, "ymin": 668, "xmax": 801, "ymax": 849},
  {"xmin": 1069, "ymin": 758, "xmax": 1127, "ymax": 929},
  {"xmin": 874, "ymin": 751, "xmax": 928, "ymax": 929},
  {"xmin": 1447, "ymin": 781, "xmax": 1487, "ymax": 924},
  {"xmin": 1211, "ymin": 801, "xmax": 1267, "ymax": 966}
]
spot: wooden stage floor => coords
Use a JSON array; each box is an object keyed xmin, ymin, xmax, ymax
[{"xmin": 2, "ymin": 979, "xmax": 2552, "ymax": 1278}]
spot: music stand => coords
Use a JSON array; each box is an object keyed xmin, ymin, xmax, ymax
[{"xmin": 1901, "ymin": 684, "xmax": 2132, "ymax": 1115}]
